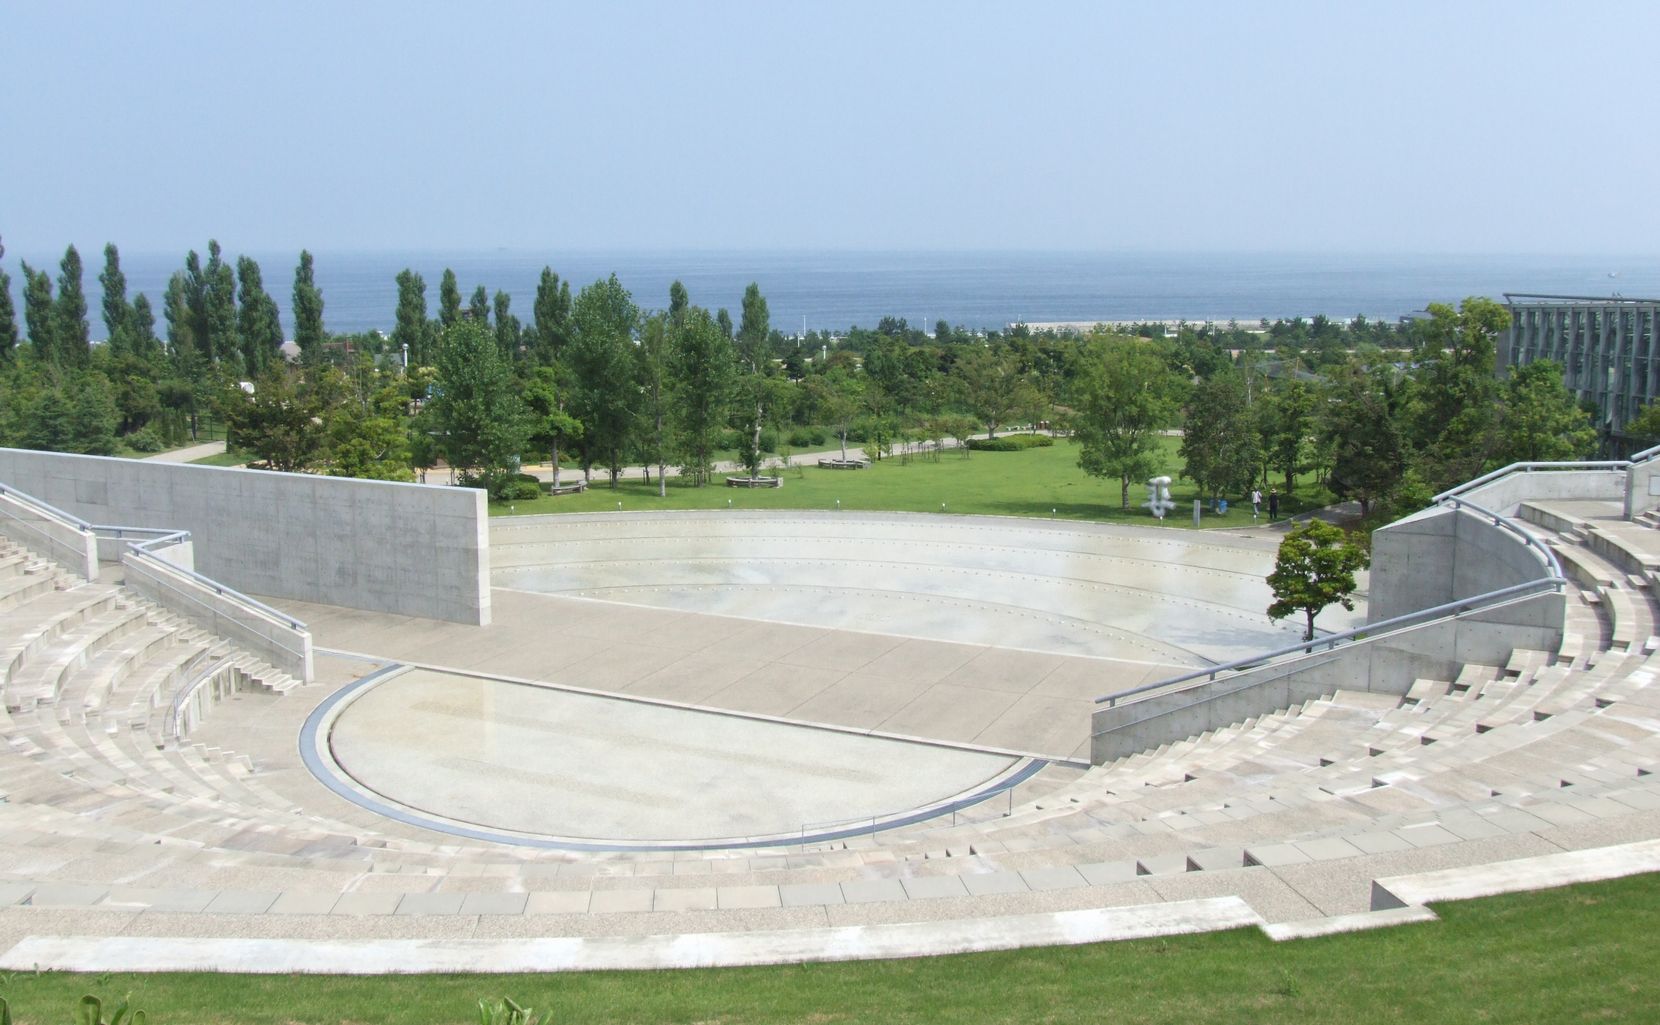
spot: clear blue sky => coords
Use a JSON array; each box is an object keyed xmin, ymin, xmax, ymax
[{"xmin": 3, "ymin": 0, "xmax": 1656, "ymax": 257}]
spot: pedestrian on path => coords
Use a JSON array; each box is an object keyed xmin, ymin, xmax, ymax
[
  {"xmin": 1251, "ymin": 488, "xmax": 1262, "ymax": 517},
  {"xmin": 1268, "ymin": 488, "xmax": 1280, "ymax": 520}
]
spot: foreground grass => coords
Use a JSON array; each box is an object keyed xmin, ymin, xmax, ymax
[
  {"xmin": 494, "ymin": 438, "xmax": 1334, "ymax": 528},
  {"xmin": 1, "ymin": 872, "xmax": 1653, "ymax": 1024}
]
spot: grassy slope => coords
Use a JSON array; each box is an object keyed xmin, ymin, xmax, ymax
[
  {"xmin": 493, "ymin": 437, "xmax": 1333, "ymax": 528},
  {"xmin": 1, "ymin": 872, "xmax": 1654, "ymax": 1024}
]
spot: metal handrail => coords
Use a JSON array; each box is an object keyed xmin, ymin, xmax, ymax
[
  {"xmin": 1431, "ymin": 460, "xmax": 1631, "ymax": 504},
  {"xmin": 0, "ymin": 482, "xmax": 95, "ymax": 531},
  {"xmin": 1094, "ymin": 576, "xmax": 1565, "ymax": 706},
  {"xmin": 1438, "ymin": 496, "xmax": 1564, "ymax": 579},
  {"xmin": 114, "ymin": 528, "xmax": 307, "ymax": 632},
  {"xmin": 1630, "ymin": 443, "xmax": 1660, "ymax": 466}
]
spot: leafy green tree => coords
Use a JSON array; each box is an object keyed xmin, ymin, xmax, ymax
[
  {"xmin": 1180, "ymin": 369, "xmax": 1261, "ymax": 505},
  {"xmin": 55, "ymin": 245, "xmax": 91, "ymax": 366},
  {"xmin": 292, "ymin": 250, "xmax": 325, "ymax": 362},
  {"xmin": 221, "ymin": 366, "xmax": 327, "ymax": 472},
  {"xmin": 1070, "ymin": 338, "xmax": 1184, "ymax": 509},
  {"xmin": 162, "ymin": 272, "xmax": 195, "ymax": 356},
  {"xmin": 1257, "ymin": 378, "xmax": 1315, "ymax": 495},
  {"xmin": 236, "ymin": 256, "xmax": 284, "ymax": 373},
  {"xmin": 99, "ymin": 243, "xmax": 130, "ymax": 352},
  {"xmin": 637, "ymin": 312, "xmax": 672, "ymax": 495},
  {"xmin": 734, "ymin": 282, "xmax": 774, "ymax": 478},
  {"xmin": 325, "ymin": 375, "xmax": 414, "ymax": 481},
  {"xmin": 518, "ymin": 363, "xmax": 581, "ymax": 484},
  {"xmin": 1321, "ymin": 359, "xmax": 1406, "ymax": 515},
  {"xmin": 468, "ymin": 284, "xmax": 491, "ymax": 325},
  {"xmin": 67, "ymin": 370, "xmax": 119, "ymax": 454},
  {"xmin": 1267, "ymin": 520, "xmax": 1370, "ymax": 642},
  {"xmin": 532, "ymin": 267, "xmax": 571, "ymax": 364},
  {"xmin": 670, "ymin": 306, "xmax": 737, "ymax": 484},
  {"xmin": 716, "ymin": 307, "xmax": 734, "ymax": 340},
  {"xmin": 1625, "ymin": 401, "xmax": 1660, "ymax": 452},
  {"xmin": 668, "ymin": 280, "xmax": 689, "ymax": 322},
  {"xmin": 567, "ymin": 275, "xmax": 639, "ymax": 485},
  {"xmin": 128, "ymin": 293, "xmax": 159, "ymax": 358},
  {"xmin": 1493, "ymin": 360, "xmax": 1596, "ymax": 464},
  {"xmin": 438, "ymin": 268, "xmax": 462, "ymax": 328},
  {"xmin": 1408, "ymin": 297, "xmax": 1508, "ymax": 490},
  {"xmin": 21, "ymin": 263, "xmax": 55, "ymax": 361},
  {"xmin": 802, "ymin": 368, "xmax": 861, "ymax": 462},
  {"xmin": 428, "ymin": 320, "xmax": 528, "ymax": 496},
  {"xmin": 953, "ymin": 345, "xmax": 1035, "ymax": 438}
]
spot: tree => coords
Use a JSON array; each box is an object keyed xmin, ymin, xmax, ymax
[
  {"xmin": 292, "ymin": 250, "xmax": 325, "ymax": 362},
  {"xmin": 1256, "ymin": 378, "xmax": 1315, "ymax": 495},
  {"xmin": 1321, "ymin": 359, "xmax": 1406, "ymax": 515},
  {"xmin": 55, "ymin": 245, "xmax": 91, "ymax": 366},
  {"xmin": 221, "ymin": 366, "xmax": 328, "ymax": 472},
  {"xmin": 0, "ymin": 265, "xmax": 16, "ymax": 362},
  {"xmin": 953, "ymin": 345, "xmax": 1035, "ymax": 438},
  {"xmin": 668, "ymin": 280, "xmax": 689, "ymax": 322},
  {"xmin": 531, "ymin": 267, "xmax": 571, "ymax": 364},
  {"xmin": 163, "ymin": 272, "xmax": 195, "ymax": 356},
  {"xmin": 99, "ymin": 243, "xmax": 130, "ymax": 352},
  {"xmin": 637, "ymin": 312, "xmax": 672, "ymax": 496},
  {"xmin": 1180, "ymin": 369, "xmax": 1260, "ymax": 505},
  {"xmin": 734, "ymin": 282, "xmax": 773, "ymax": 479},
  {"xmin": 427, "ymin": 320, "xmax": 528, "ymax": 495},
  {"xmin": 21, "ymin": 262, "xmax": 55, "ymax": 361},
  {"xmin": 325, "ymin": 374, "xmax": 414, "ymax": 481},
  {"xmin": 567, "ymin": 275, "xmax": 639, "ymax": 485},
  {"xmin": 1408, "ymin": 297, "xmax": 1509, "ymax": 490},
  {"xmin": 670, "ymin": 306, "xmax": 737, "ymax": 485},
  {"xmin": 202, "ymin": 241, "xmax": 239, "ymax": 369},
  {"xmin": 236, "ymin": 256, "xmax": 284, "ymax": 373},
  {"xmin": 438, "ymin": 268, "xmax": 462, "ymax": 328},
  {"xmin": 493, "ymin": 290, "xmax": 520, "ymax": 358},
  {"xmin": 519, "ymin": 364, "xmax": 581, "ymax": 486},
  {"xmin": 1493, "ymin": 360, "xmax": 1596, "ymax": 464},
  {"xmin": 468, "ymin": 284, "xmax": 490, "ymax": 325},
  {"xmin": 1267, "ymin": 520, "xmax": 1370, "ymax": 642},
  {"xmin": 1070, "ymin": 338, "xmax": 1184, "ymax": 509},
  {"xmin": 391, "ymin": 269, "xmax": 430, "ymax": 367},
  {"xmin": 128, "ymin": 293, "xmax": 159, "ymax": 358}
]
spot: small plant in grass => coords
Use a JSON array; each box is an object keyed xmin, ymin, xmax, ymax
[{"xmin": 477, "ymin": 996, "xmax": 548, "ymax": 1025}]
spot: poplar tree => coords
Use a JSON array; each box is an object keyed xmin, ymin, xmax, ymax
[
  {"xmin": 567, "ymin": 274, "xmax": 639, "ymax": 484},
  {"xmin": 292, "ymin": 250, "xmax": 325, "ymax": 362},
  {"xmin": 670, "ymin": 306, "xmax": 737, "ymax": 485},
  {"xmin": 56, "ymin": 245, "xmax": 91, "ymax": 366},
  {"xmin": 203, "ymin": 241, "xmax": 239, "ymax": 368},
  {"xmin": 129, "ymin": 294, "xmax": 159, "ymax": 358},
  {"xmin": 236, "ymin": 256, "xmax": 284, "ymax": 372},
  {"xmin": 532, "ymin": 268, "xmax": 571, "ymax": 363},
  {"xmin": 391, "ymin": 269, "xmax": 429, "ymax": 367},
  {"xmin": 163, "ymin": 272, "xmax": 196, "ymax": 355},
  {"xmin": 100, "ymin": 243, "xmax": 130, "ymax": 352},
  {"xmin": 468, "ymin": 284, "xmax": 490, "ymax": 325},
  {"xmin": 21, "ymin": 263, "xmax": 56, "ymax": 361},
  {"xmin": 439, "ymin": 268, "xmax": 461, "ymax": 328},
  {"xmin": 0, "ymin": 267, "xmax": 17, "ymax": 361},
  {"xmin": 493, "ymin": 290, "xmax": 520, "ymax": 358}
]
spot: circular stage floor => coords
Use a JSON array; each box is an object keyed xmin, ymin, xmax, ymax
[{"xmin": 307, "ymin": 667, "xmax": 1035, "ymax": 849}]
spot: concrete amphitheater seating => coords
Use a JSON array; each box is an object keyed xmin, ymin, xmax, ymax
[{"xmin": 3, "ymin": 484, "xmax": 1660, "ymax": 968}]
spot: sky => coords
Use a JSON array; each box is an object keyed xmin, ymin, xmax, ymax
[{"xmin": 3, "ymin": 0, "xmax": 1658, "ymax": 257}]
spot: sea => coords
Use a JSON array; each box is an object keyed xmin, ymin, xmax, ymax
[{"xmin": 6, "ymin": 248, "xmax": 1659, "ymax": 342}]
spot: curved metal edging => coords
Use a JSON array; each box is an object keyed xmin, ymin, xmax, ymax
[{"xmin": 300, "ymin": 666, "xmax": 1047, "ymax": 853}]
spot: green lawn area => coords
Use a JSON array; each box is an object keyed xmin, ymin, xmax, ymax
[
  {"xmin": 493, "ymin": 437, "xmax": 1334, "ymax": 528},
  {"xmin": 2, "ymin": 872, "xmax": 1654, "ymax": 1024},
  {"xmin": 187, "ymin": 449, "xmax": 252, "ymax": 467}
]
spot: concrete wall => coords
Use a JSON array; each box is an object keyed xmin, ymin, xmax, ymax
[
  {"xmin": 1091, "ymin": 591, "xmax": 1561, "ymax": 763},
  {"xmin": 0, "ymin": 449, "xmax": 489, "ymax": 625},
  {"xmin": 1626, "ymin": 460, "xmax": 1660, "ymax": 518},
  {"xmin": 1368, "ymin": 506, "xmax": 1563, "ymax": 626},
  {"xmin": 1449, "ymin": 469, "xmax": 1625, "ymax": 517},
  {"xmin": 0, "ymin": 488, "xmax": 98, "ymax": 581},
  {"xmin": 123, "ymin": 551, "xmax": 314, "ymax": 681}
]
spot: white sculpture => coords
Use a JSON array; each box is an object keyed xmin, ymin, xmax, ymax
[{"xmin": 1143, "ymin": 475, "xmax": 1176, "ymax": 520}]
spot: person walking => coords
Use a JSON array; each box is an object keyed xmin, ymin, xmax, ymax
[
  {"xmin": 1268, "ymin": 488, "xmax": 1280, "ymax": 520},
  {"xmin": 1251, "ymin": 487, "xmax": 1262, "ymax": 517}
]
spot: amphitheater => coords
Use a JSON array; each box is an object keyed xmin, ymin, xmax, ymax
[{"xmin": 2, "ymin": 445, "xmax": 1660, "ymax": 973}]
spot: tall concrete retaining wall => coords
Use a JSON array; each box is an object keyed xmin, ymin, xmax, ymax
[
  {"xmin": 0, "ymin": 449, "xmax": 489, "ymax": 625},
  {"xmin": 1368, "ymin": 505, "xmax": 1565, "ymax": 630},
  {"xmin": 0, "ymin": 488, "xmax": 98, "ymax": 581},
  {"xmin": 1447, "ymin": 469, "xmax": 1625, "ymax": 517}
]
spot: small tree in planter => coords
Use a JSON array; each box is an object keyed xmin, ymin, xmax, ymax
[{"xmin": 1267, "ymin": 520, "xmax": 1370, "ymax": 642}]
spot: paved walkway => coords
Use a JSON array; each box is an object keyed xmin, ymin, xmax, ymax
[{"xmin": 142, "ymin": 440, "xmax": 227, "ymax": 463}]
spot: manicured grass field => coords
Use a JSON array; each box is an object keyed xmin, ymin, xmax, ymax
[
  {"xmin": 493, "ymin": 437, "xmax": 1334, "ymax": 528},
  {"xmin": 2, "ymin": 872, "xmax": 1654, "ymax": 1024}
]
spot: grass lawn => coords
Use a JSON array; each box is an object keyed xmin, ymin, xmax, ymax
[
  {"xmin": 187, "ymin": 449, "xmax": 252, "ymax": 467},
  {"xmin": 493, "ymin": 437, "xmax": 1334, "ymax": 528},
  {"xmin": 1, "ymin": 872, "xmax": 1654, "ymax": 1024}
]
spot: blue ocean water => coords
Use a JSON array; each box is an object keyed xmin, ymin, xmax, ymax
[{"xmin": 7, "ymin": 248, "xmax": 1658, "ymax": 341}]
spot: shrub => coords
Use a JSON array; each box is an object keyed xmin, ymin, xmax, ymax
[
  {"xmin": 788, "ymin": 426, "xmax": 829, "ymax": 447},
  {"xmin": 500, "ymin": 480, "xmax": 542, "ymax": 501},
  {"xmin": 966, "ymin": 433, "xmax": 1055, "ymax": 452},
  {"xmin": 123, "ymin": 426, "xmax": 163, "ymax": 453}
]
